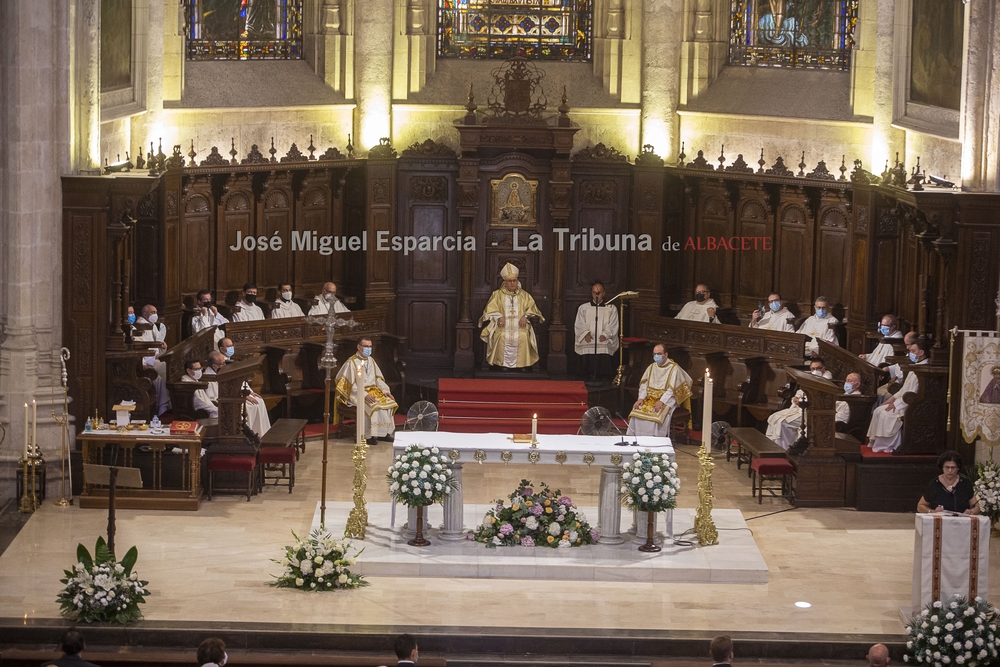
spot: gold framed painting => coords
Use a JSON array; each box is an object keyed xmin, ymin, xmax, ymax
[{"xmin": 490, "ymin": 173, "xmax": 538, "ymax": 227}]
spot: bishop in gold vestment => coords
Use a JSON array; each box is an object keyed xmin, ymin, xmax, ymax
[
  {"xmin": 479, "ymin": 262, "xmax": 545, "ymax": 368},
  {"xmin": 628, "ymin": 346, "xmax": 693, "ymax": 437}
]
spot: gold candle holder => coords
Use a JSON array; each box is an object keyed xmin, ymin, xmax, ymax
[
  {"xmin": 18, "ymin": 455, "xmax": 44, "ymax": 514},
  {"xmin": 344, "ymin": 442, "xmax": 369, "ymax": 540},
  {"xmin": 694, "ymin": 443, "xmax": 719, "ymax": 546}
]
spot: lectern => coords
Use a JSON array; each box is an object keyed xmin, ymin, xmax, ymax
[{"xmin": 912, "ymin": 513, "xmax": 990, "ymax": 609}]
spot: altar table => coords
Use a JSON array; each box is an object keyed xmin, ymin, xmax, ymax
[
  {"xmin": 392, "ymin": 432, "xmax": 674, "ymax": 544},
  {"xmin": 78, "ymin": 429, "xmax": 204, "ymax": 511},
  {"xmin": 912, "ymin": 513, "xmax": 990, "ymax": 609}
]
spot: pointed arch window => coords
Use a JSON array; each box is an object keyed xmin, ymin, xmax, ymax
[
  {"xmin": 730, "ymin": 0, "xmax": 858, "ymax": 70},
  {"xmin": 438, "ymin": 0, "xmax": 592, "ymax": 62},
  {"xmin": 186, "ymin": 0, "xmax": 303, "ymax": 60}
]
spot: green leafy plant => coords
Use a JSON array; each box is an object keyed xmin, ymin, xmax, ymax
[{"xmin": 56, "ymin": 537, "xmax": 148, "ymax": 624}]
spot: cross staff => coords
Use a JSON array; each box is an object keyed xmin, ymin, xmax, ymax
[{"xmin": 306, "ymin": 294, "xmax": 358, "ymax": 528}]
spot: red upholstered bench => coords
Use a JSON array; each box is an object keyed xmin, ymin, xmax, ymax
[
  {"xmin": 258, "ymin": 446, "xmax": 296, "ymax": 493},
  {"xmin": 208, "ymin": 454, "xmax": 257, "ymax": 502},
  {"xmin": 750, "ymin": 457, "xmax": 794, "ymax": 504}
]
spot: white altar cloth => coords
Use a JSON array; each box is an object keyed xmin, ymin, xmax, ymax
[
  {"xmin": 391, "ymin": 431, "xmax": 674, "ymax": 544},
  {"xmin": 912, "ymin": 514, "xmax": 990, "ymax": 610}
]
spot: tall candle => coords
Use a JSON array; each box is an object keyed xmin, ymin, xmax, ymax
[
  {"xmin": 355, "ymin": 362, "xmax": 365, "ymax": 447},
  {"xmin": 531, "ymin": 413, "xmax": 538, "ymax": 443},
  {"xmin": 23, "ymin": 403, "xmax": 29, "ymax": 458},
  {"xmin": 32, "ymin": 399, "xmax": 37, "ymax": 453},
  {"xmin": 702, "ymin": 369, "xmax": 713, "ymax": 451}
]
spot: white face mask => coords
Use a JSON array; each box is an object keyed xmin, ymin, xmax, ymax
[
  {"xmin": 811, "ymin": 369, "xmax": 823, "ymax": 377},
  {"xmin": 192, "ymin": 369, "xmax": 202, "ymax": 380},
  {"xmin": 148, "ymin": 313, "xmax": 158, "ymax": 324},
  {"xmin": 281, "ymin": 291, "xmax": 292, "ymax": 301},
  {"xmin": 220, "ymin": 652, "xmax": 228, "ymax": 667}
]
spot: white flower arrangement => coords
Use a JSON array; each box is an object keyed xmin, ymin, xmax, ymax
[
  {"xmin": 905, "ymin": 595, "xmax": 999, "ymax": 667},
  {"xmin": 57, "ymin": 537, "xmax": 149, "ymax": 624},
  {"xmin": 620, "ymin": 451, "xmax": 680, "ymax": 513},
  {"xmin": 974, "ymin": 459, "xmax": 1000, "ymax": 525},
  {"xmin": 272, "ymin": 529, "xmax": 367, "ymax": 591},
  {"xmin": 386, "ymin": 444, "xmax": 456, "ymax": 507}
]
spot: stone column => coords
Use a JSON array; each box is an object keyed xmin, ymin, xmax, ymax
[
  {"xmin": 0, "ymin": 0, "xmax": 74, "ymax": 502},
  {"xmin": 871, "ymin": 0, "xmax": 904, "ymax": 170},
  {"xmin": 640, "ymin": 0, "xmax": 682, "ymax": 157},
  {"xmin": 597, "ymin": 466, "xmax": 624, "ymax": 544},
  {"xmin": 960, "ymin": 0, "xmax": 1000, "ymax": 192},
  {"xmin": 70, "ymin": 0, "xmax": 100, "ymax": 172},
  {"xmin": 439, "ymin": 463, "xmax": 465, "ymax": 540},
  {"xmin": 130, "ymin": 0, "xmax": 166, "ymax": 162},
  {"xmin": 355, "ymin": 0, "xmax": 393, "ymax": 149}
]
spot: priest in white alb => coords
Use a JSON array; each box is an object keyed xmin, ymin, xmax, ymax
[
  {"xmin": 867, "ymin": 339, "xmax": 930, "ymax": 452},
  {"xmin": 676, "ymin": 284, "xmax": 719, "ymax": 323},
  {"xmin": 479, "ymin": 262, "xmax": 545, "ymax": 369},
  {"xmin": 335, "ymin": 336, "xmax": 398, "ymax": 443},
  {"xmin": 860, "ymin": 314, "xmax": 903, "ymax": 367},
  {"xmin": 574, "ymin": 281, "xmax": 619, "ymax": 380},
  {"xmin": 797, "ymin": 296, "xmax": 840, "ymax": 356},
  {"xmin": 628, "ymin": 344, "xmax": 693, "ymax": 437},
  {"xmin": 766, "ymin": 390, "xmax": 805, "ymax": 450}
]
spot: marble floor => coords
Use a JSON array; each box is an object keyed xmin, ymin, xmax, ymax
[{"xmin": 1, "ymin": 435, "xmax": 998, "ymax": 636}]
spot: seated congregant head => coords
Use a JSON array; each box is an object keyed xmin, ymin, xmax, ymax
[
  {"xmin": 709, "ymin": 635, "xmax": 733, "ymax": 664},
  {"xmin": 208, "ymin": 351, "xmax": 226, "ymax": 372},
  {"xmin": 60, "ymin": 629, "xmax": 86, "ymax": 656},
  {"xmin": 184, "ymin": 359, "xmax": 203, "ymax": 380},
  {"xmin": 393, "ymin": 633, "xmax": 418, "ymax": 661},
  {"xmin": 695, "ymin": 284, "xmax": 711, "ymax": 302},
  {"xmin": 357, "ymin": 337, "xmax": 373, "ymax": 358},
  {"xmin": 197, "ymin": 637, "xmax": 227, "ymax": 667},
  {"xmin": 879, "ymin": 314, "xmax": 897, "ymax": 335},
  {"xmin": 909, "ymin": 338, "xmax": 930, "ymax": 362},
  {"xmin": 844, "ymin": 372, "xmax": 861, "ymax": 393},
  {"xmin": 219, "ymin": 337, "xmax": 235, "ymax": 359},
  {"xmin": 241, "ymin": 283, "xmax": 258, "ymax": 304},
  {"xmin": 767, "ymin": 292, "xmax": 782, "ymax": 311},
  {"xmin": 867, "ymin": 643, "xmax": 889, "ymax": 667},
  {"xmin": 279, "ymin": 282, "xmax": 293, "ymax": 302},
  {"xmin": 903, "ymin": 331, "xmax": 918, "ymax": 347},
  {"xmin": 809, "ymin": 358, "xmax": 826, "ymax": 376},
  {"xmin": 196, "ymin": 290, "xmax": 212, "ymax": 308},
  {"xmin": 813, "ymin": 297, "xmax": 829, "ymax": 318},
  {"xmin": 140, "ymin": 303, "xmax": 158, "ymax": 322}
]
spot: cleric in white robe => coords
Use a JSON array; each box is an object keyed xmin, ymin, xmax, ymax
[
  {"xmin": 574, "ymin": 281, "xmax": 619, "ymax": 378},
  {"xmin": 861, "ymin": 314, "xmax": 902, "ymax": 367},
  {"xmin": 180, "ymin": 360, "xmax": 217, "ymax": 418},
  {"xmin": 797, "ymin": 296, "xmax": 839, "ymax": 355},
  {"xmin": 191, "ymin": 290, "xmax": 228, "ymax": 343},
  {"xmin": 627, "ymin": 344, "xmax": 693, "ymax": 437},
  {"xmin": 479, "ymin": 262, "xmax": 545, "ymax": 369},
  {"xmin": 836, "ymin": 373, "xmax": 862, "ymax": 425},
  {"xmin": 767, "ymin": 390, "xmax": 804, "ymax": 450},
  {"xmin": 749, "ymin": 292, "xmax": 795, "ymax": 332},
  {"xmin": 136, "ymin": 304, "xmax": 167, "ymax": 346},
  {"xmin": 675, "ymin": 283, "xmax": 719, "ymax": 323},
  {"xmin": 335, "ymin": 337, "xmax": 398, "ymax": 441},
  {"xmin": 231, "ymin": 283, "xmax": 264, "ymax": 322},
  {"xmin": 867, "ymin": 341, "xmax": 930, "ymax": 453},
  {"xmin": 271, "ymin": 283, "xmax": 305, "ymax": 318},
  {"xmin": 308, "ymin": 282, "xmax": 350, "ymax": 316}
]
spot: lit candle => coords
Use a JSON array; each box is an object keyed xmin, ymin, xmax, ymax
[
  {"xmin": 32, "ymin": 399, "xmax": 37, "ymax": 453},
  {"xmin": 532, "ymin": 413, "xmax": 538, "ymax": 443},
  {"xmin": 23, "ymin": 403, "xmax": 29, "ymax": 458},
  {"xmin": 355, "ymin": 362, "xmax": 365, "ymax": 448},
  {"xmin": 702, "ymin": 369, "xmax": 713, "ymax": 451}
]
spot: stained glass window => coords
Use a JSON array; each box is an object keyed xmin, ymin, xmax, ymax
[
  {"xmin": 730, "ymin": 0, "xmax": 858, "ymax": 71},
  {"xmin": 439, "ymin": 0, "xmax": 592, "ymax": 62},
  {"xmin": 186, "ymin": 0, "xmax": 302, "ymax": 61}
]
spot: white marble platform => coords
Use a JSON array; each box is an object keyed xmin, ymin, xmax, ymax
[{"xmin": 311, "ymin": 502, "xmax": 768, "ymax": 583}]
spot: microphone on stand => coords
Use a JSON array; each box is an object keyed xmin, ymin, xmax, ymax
[
  {"xmin": 606, "ymin": 290, "xmax": 639, "ymax": 304},
  {"xmin": 615, "ymin": 411, "xmax": 639, "ymax": 446}
]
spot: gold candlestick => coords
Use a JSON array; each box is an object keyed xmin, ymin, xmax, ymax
[
  {"xmin": 694, "ymin": 442, "xmax": 719, "ymax": 546},
  {"xmin": 344, "ymin": 441, "xmax": 369, "ymax": 539}
]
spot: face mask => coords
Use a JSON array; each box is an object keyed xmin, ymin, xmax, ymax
[
  {"xmin": 843, "ymin": 382, "xmax": 854, "ymax": 393},
  {"xmin": 192, "ymin": 369, "xmax": 203, "ymax": 380},
  {"xmin": 769, "ymin": 301, "xmax": 781, "ymax": 312},
  {"xmin": 281, "ymin": 291, "xmax": 292, "ymax": 301},
  {"xmin": 148, "ymin": 313, "xmax": 158, "ymax": 324},
  {"xmin": 909, "ymin": 352, "xmax": 918, "ymax": 362},
  {"xmin": 815, "ymin": 308, "xmax": 827, "ymax": 318},
  {"xmin": 879, "ymin": 325, "xmax": 890, "ymax": 335},
  {"xmin": 127, "ymin": 314, "xmax": 136, "ymax": 324},
  {"xmin": 695, "ymin": 292, "xmax": 706, "ymax": 303},
  {"xmin": 224, "ymin": 346, "xmax": 234, "ymax": 357},
  {"xmin": 362, "ymin": 346, "xmax": 372, "ymax": 357},
  {"xmin": 245, "ymin": 294, "xmax": 257, "ymax": 304},
  {"xmin": 653, "ymin": 354, "xmax": 664, "ymax": 364},
  {"xmin": 201, "ymin": 300, "xmax": 212, "ymax": 309},
  {"xmin": 812, "ymin": 369, "xmax": 823, "ymax": 377},
  {"xmin": 221, "ymin": 653, "xmax": 228, "ymax": 667}
]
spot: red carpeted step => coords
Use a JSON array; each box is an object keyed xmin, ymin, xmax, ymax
[
  {"xmin": 438, "ymin": 416, "xmax": 583, "ymax": 434},
  {"xmin": 438, "ymin": 378, "xmax": 590, "ymax": 434}
]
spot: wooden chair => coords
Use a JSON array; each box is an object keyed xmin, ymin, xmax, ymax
[
  {"xmin": 207, "ymin": 453, "xmax": 257, "ymax": 501},
  {"xmin": 750, "ymin": 457, "xmax": 794, "ymax": 504}
]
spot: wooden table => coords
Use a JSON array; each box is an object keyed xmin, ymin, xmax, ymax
[
  {"xmin": 726, "ymin": 426, "xmax": 787, "ymax": 475},
  {"xmin": 78, "ymin": 429, "xmax": 203, "ymax": 510}
]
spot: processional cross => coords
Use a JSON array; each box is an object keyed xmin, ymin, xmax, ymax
[{"xmin": 305, "ymin": 295, "xmax": 358, "ymax": 529}]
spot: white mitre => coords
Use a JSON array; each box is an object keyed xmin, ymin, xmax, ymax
[{"xmin": 500, "ymin": 262, "xmax": 519, "ymax": 280}]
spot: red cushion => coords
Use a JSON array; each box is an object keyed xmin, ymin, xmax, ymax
[
  {"xmin": 860, "ymin": 445, "xmax": 938, "ymax": 460},
  {"xmin": 209, "ymin": 455, "xmax": 256, "ymax": 472},
  {"xmin": 258, "ymin": 448, "xmax": 296, "ymax": 464},
  {"xmin": 751, "ymin": 458, "xmax": 793, "ymax": 475}
]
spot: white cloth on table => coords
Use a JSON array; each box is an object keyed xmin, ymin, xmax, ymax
[
  {"xmin": 271, "ymin": 299, "xmax": 305, "ymax": 318},
  {"xmin": 675, "ymin": 298, "xmax": 719, "ymax": 323},
  {"xmin": 335, "ymin": 354, "xmax": 398, "ymax": 438},
  {"xmin": 864, "ymin": 330, "xmax": 902, "ymax": 367},
  {"xmin": 867, "ymin": 359, "xmax": 927, "ymax": 452},
  {"xmin": 912, "ymin": 514, "xmax": 990, "ymax": 610},
  {"xmin": 797, "ymin": 314, "xmax": 840, "ymax": 355},
  {"xmin": 750, "ymin": 307, "xmax": 795, "ymax": 332},
  {"xmin": 308, "ymin": 297, "xmax": 349, "ymax": 316},
  {"xmin": 574, "ymin": 301, "xmax": 619, "ymax": 356},
  {"xmin": 231, "ymin": 299, "xmax": 264, "ymax": 322}
]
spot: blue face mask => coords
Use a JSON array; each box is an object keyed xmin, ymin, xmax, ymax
[
  {"xmin": 908, "ymin": 352, "xmax": 918, "ymax": 362},
  {"xmin": 843, "ymin": 382, "xmax": 854, "ymax": 393},
  {"xmin": 769, "ymin": 301, "xmax": 781, "ymax": 312},
  {"xmin": 127, "ymin": 314, "xmax": 136, "ymax": 324},
  {"xmin": 815, "ymin": 308, "xmax": 827, "ymax": 318},
  {"xmin": 653, "ymin": 354, "xmax": 664, "ymax": 364},
  {"xmin": 879, "ymin": 325, "xmax": 891, "ymax": 336},
  {"xmin": 224, "ymin": 346, "xmax": 235, "ymax": 357},
  {"xmin": 362, "ymin": 346, "xmax": 372, "ymax": 357}
]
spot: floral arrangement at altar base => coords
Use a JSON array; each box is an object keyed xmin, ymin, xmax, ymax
[
  {"xmin": 386, "ymin": 444, "xmax": 456, "ymax": 506},
  {"xmin": 620, "ymin": 451, "xmax": 680, "ymax": 512},
  {"xmin": 271, "ymin": 529, "xmax": 367, "ymax": 591},
  {"xmin": 973, "ymin": 459, "xmax": 1000, "ymax": 529},
  {"xmin": 56, "ymin": 537, "xmax": 149, "ymax": 624},
  {"xmin": 472, "ymin": 479, "xmax": 599, "ymax": 548},
  {"xmin": 904, "ymin": 595, "xmax": 999, "ymax": 667}
]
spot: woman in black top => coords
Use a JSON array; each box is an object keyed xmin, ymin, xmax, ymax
[{"xmin": 917, "ymin": 450, "xmax": 980, "ymax": 514}]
